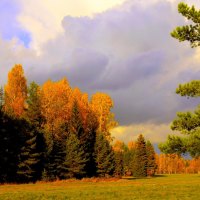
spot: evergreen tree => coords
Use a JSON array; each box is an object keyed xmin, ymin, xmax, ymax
[
  {"xmin": 129, "ymin": 147, "xmax": 137, "ymax": 177},
  {"xmin": 94, "ymin": 133, "xmax": 115, "ymax": 177},
  {"xmin": 2, "ymin": 118, "xmax": 36, "ymax": 183},
  {"xmin": 25, "ymin": 81, "xmax": 46, "ymax": 181},
  {"xmin": 69, "ymin": 100, "xmax": 84, "ymax": 139},
  {"xmin": 113, "ymin": 140, "xmax": 124, "ymax": 177},
  {"xmin": 114, "ymin": 151, "xmax": 123, "ymax": 178},
  {"xmin": 166, "ymin": 2, "xmax": 200, "ymax": 158},
  {"xmin": 63, "ymin": 133, "xmax": 88, "ymax": 179},
  {"xmin": 159, "ymin": 81, "xmax": 200, "ymax": 158},
  {"xmin": 17, "ymin": 121, "xmax": 40, "ymax": 183},
  {"xmin": 146, "ymin": 141, "xmax": 157, "ymax": 176},
  {"xmin": 67, "ymin": 100, "xmax": 98, "ymax": 177},
  {"xmin": 43, "ymin": 137, "xmax": 65, "ymax": 181},
  {"xmin": 171, "ymin": 3, "xmax": 200, "ymax": 48},
  {"xmin": 80, "ymin": 110, "xmax": 98, "ymax": 177},
  {"xmin": 0, "ymin": 113, "xmax": 22, "ymax": 183},
  {"xmin": 133, "ymin": 134, "xmax": 147, "ymax": 177},
  {"xmin": 26, "ymin": 82, "xmax": 43, "ymax": 127},
  {"xmin": 123, "ymin": 147, "xmax": 134, "ymax": 176}
]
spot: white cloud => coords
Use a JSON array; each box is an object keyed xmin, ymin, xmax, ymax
[
  {"xmin": 111, "ymin": 123, "xmax": 180, "ymax": 144},
  {"xmin": 0, "ymin": 37, "xmax": 36, "ymax": 86},
  {"xmin": 17, "ymin": 0, "xmax": 126, "ymax": 52}
]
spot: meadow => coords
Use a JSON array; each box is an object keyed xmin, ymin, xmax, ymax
[{"xmin": 0, "ymin": 174, "xmax": 199, "ymax": 200}]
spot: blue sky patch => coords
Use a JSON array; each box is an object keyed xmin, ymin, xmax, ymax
[{"xmin": 0, "ymin": 0, "xmax": 31, "ymax": 47}]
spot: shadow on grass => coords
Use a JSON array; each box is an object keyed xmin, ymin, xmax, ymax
[
  {"xmin": 153, "ymin": 174, "xmax": 168, "ymax": 178},
  {"xmin": 122, "ymin": 174, "xmax": 168, "ymax": 180}
]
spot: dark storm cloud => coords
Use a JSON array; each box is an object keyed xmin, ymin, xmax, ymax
[{"xmin": 92, "ymin": 50, "xmax": 164, "ymax": 90}]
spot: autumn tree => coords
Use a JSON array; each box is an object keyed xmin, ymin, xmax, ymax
[
  {"xmin": 155, "ymin": 154, "xmax": 194, "ymax": 174},
  {"xmin": 4, "ymin": 64, "xmax": 27, "ymax": 118},
  {"xmin": 40, "ymin": 78, "xmax": 72, "ymax": 138},
  {"xmin": 91, "ymin": 93, "xmax": 117, "ymax": 140},
  {"xmin": 40, "ymin": 79, "xmax": 72, "ymax": 180}
]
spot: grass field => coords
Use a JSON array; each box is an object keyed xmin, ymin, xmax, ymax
[{"xmin": 0, "ymin": 174, "xmax": 199, "ymax": 200}]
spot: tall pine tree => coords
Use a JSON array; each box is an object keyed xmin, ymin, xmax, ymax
[
  {"xmin": 146, "ymin": 140, "xmax": 157, "ymax": 176},
  {"xmin": 63, "ymin": 133, "xmax": 88, "ymax": 179},
  {"xmin": 26, "ymin": 82, "xmax": 43, "ymax": 127},
  {"xmin": 94, "ymin": 133, "xmax": 115, "ymax": 177},
  {"xmin": 0, "ymin": 112, "xmax": 20, "ymax": 183},
  {"xmin": 133, "ymin": 134, "xmax": 147, "ymax": 177},
  {"xmin": 17, "ymin": 121, "xmax": 41, "ymax": 183}
]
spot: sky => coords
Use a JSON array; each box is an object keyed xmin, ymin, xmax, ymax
[{"xmin": 0, "ymin": 0, "xmax": 200, "ymax": 144}]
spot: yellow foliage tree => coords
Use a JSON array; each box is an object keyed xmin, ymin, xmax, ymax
[
  {"xmin": 4, "ymin": 64, "xmax": 27, "ymax": 117},
  {"xmin": 40, "ymin": 78, "xmax": 72, "ymax": 138},
  {"xmin": 128, "ymin": 141, "xmax": 136, "ymax": 150},
  {"xmin": 70, "ymin": 88, "xmax": 91, "ymax": 128},
  {"xmin": 113, "ymin": 140, "xmax": 124, "ymax": 152},
  {"xmin": 90, "ymin": 92, "xmax": 117, "ymax": 140}
]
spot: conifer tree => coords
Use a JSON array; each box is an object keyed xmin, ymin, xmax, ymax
[
  {"xmin": 171, "ymin": 3, "xmax": 200, "ymax": 48},
  {"xmin": 146, "ymin": 140, "xmax": 157, "ymax": 176},
  {"xmin": 94, "ymin": 133, "xmax": 115, "ymax": 177},
  {"xmin": 67, "ymin": 100, "xmax": 98, "ymax": 177},
  {"xmin": 123, "ymin": 146, "xmax": 134, "ymax": 176},
  {"xmin": 165, "ymin": 2, "xmax": 200, "ymax": 158},
  {"xmin": 43, "ymin": 138, "xmax": 65, "ymax": 181},
  {"xmin": 81, "ymin": 110, "xmax": 98, "ymax": 177},
  {"xmin": 114, "ymin": 151, "xmax": 123, "ymax": 178},
  {"xmin": 133, "ymin": 134, "xmax": 147, "ymax": 177},
  {"xmin": 25, "ymin": 82, "xmax": 46, "ymax": 180},
  {"xmin": 69, "ymin": 100, "xmax": 84, "ymax": 138},
  {"xmin": 17, "ymin": 121, "xmax": 40, "ymax": 183},
  {"xmin": 160, "ymin": 81, "xmax": 200, "ymax": 158},
  {"xmin": 128, "ymin": 143, "xmax": 137, "ymax": 177},
  {"xmin": 26, "ymin": 82, "xmax": 43, "ymax": 127},
  {"xmin": 113, "ymin": 140, "xmax": 124, "ymax": 177},
  {"xmin": 63, "ymin": 133, "xmax": 88, "ymax": 179},
  {"xmin": 0, "ymin": 113, "xmax": 22, "ymax": 183}
]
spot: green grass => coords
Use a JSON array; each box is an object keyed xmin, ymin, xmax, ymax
[{"xmin": 0, "ymin": 174, "xmax": 199, "ymax": 200}]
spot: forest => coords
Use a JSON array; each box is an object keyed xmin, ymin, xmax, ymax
[{"xmin": 0, "ymin": 64, "xmax": 199, "ymax": 184}]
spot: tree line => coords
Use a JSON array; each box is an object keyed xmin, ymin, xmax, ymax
[
  {"xmin": 156, "ymin": 154, "xmax": 200, "ymax": 174},
  {"xmin": 0, "ymin": 65, "xmax": 156, "ymax": 183}
]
